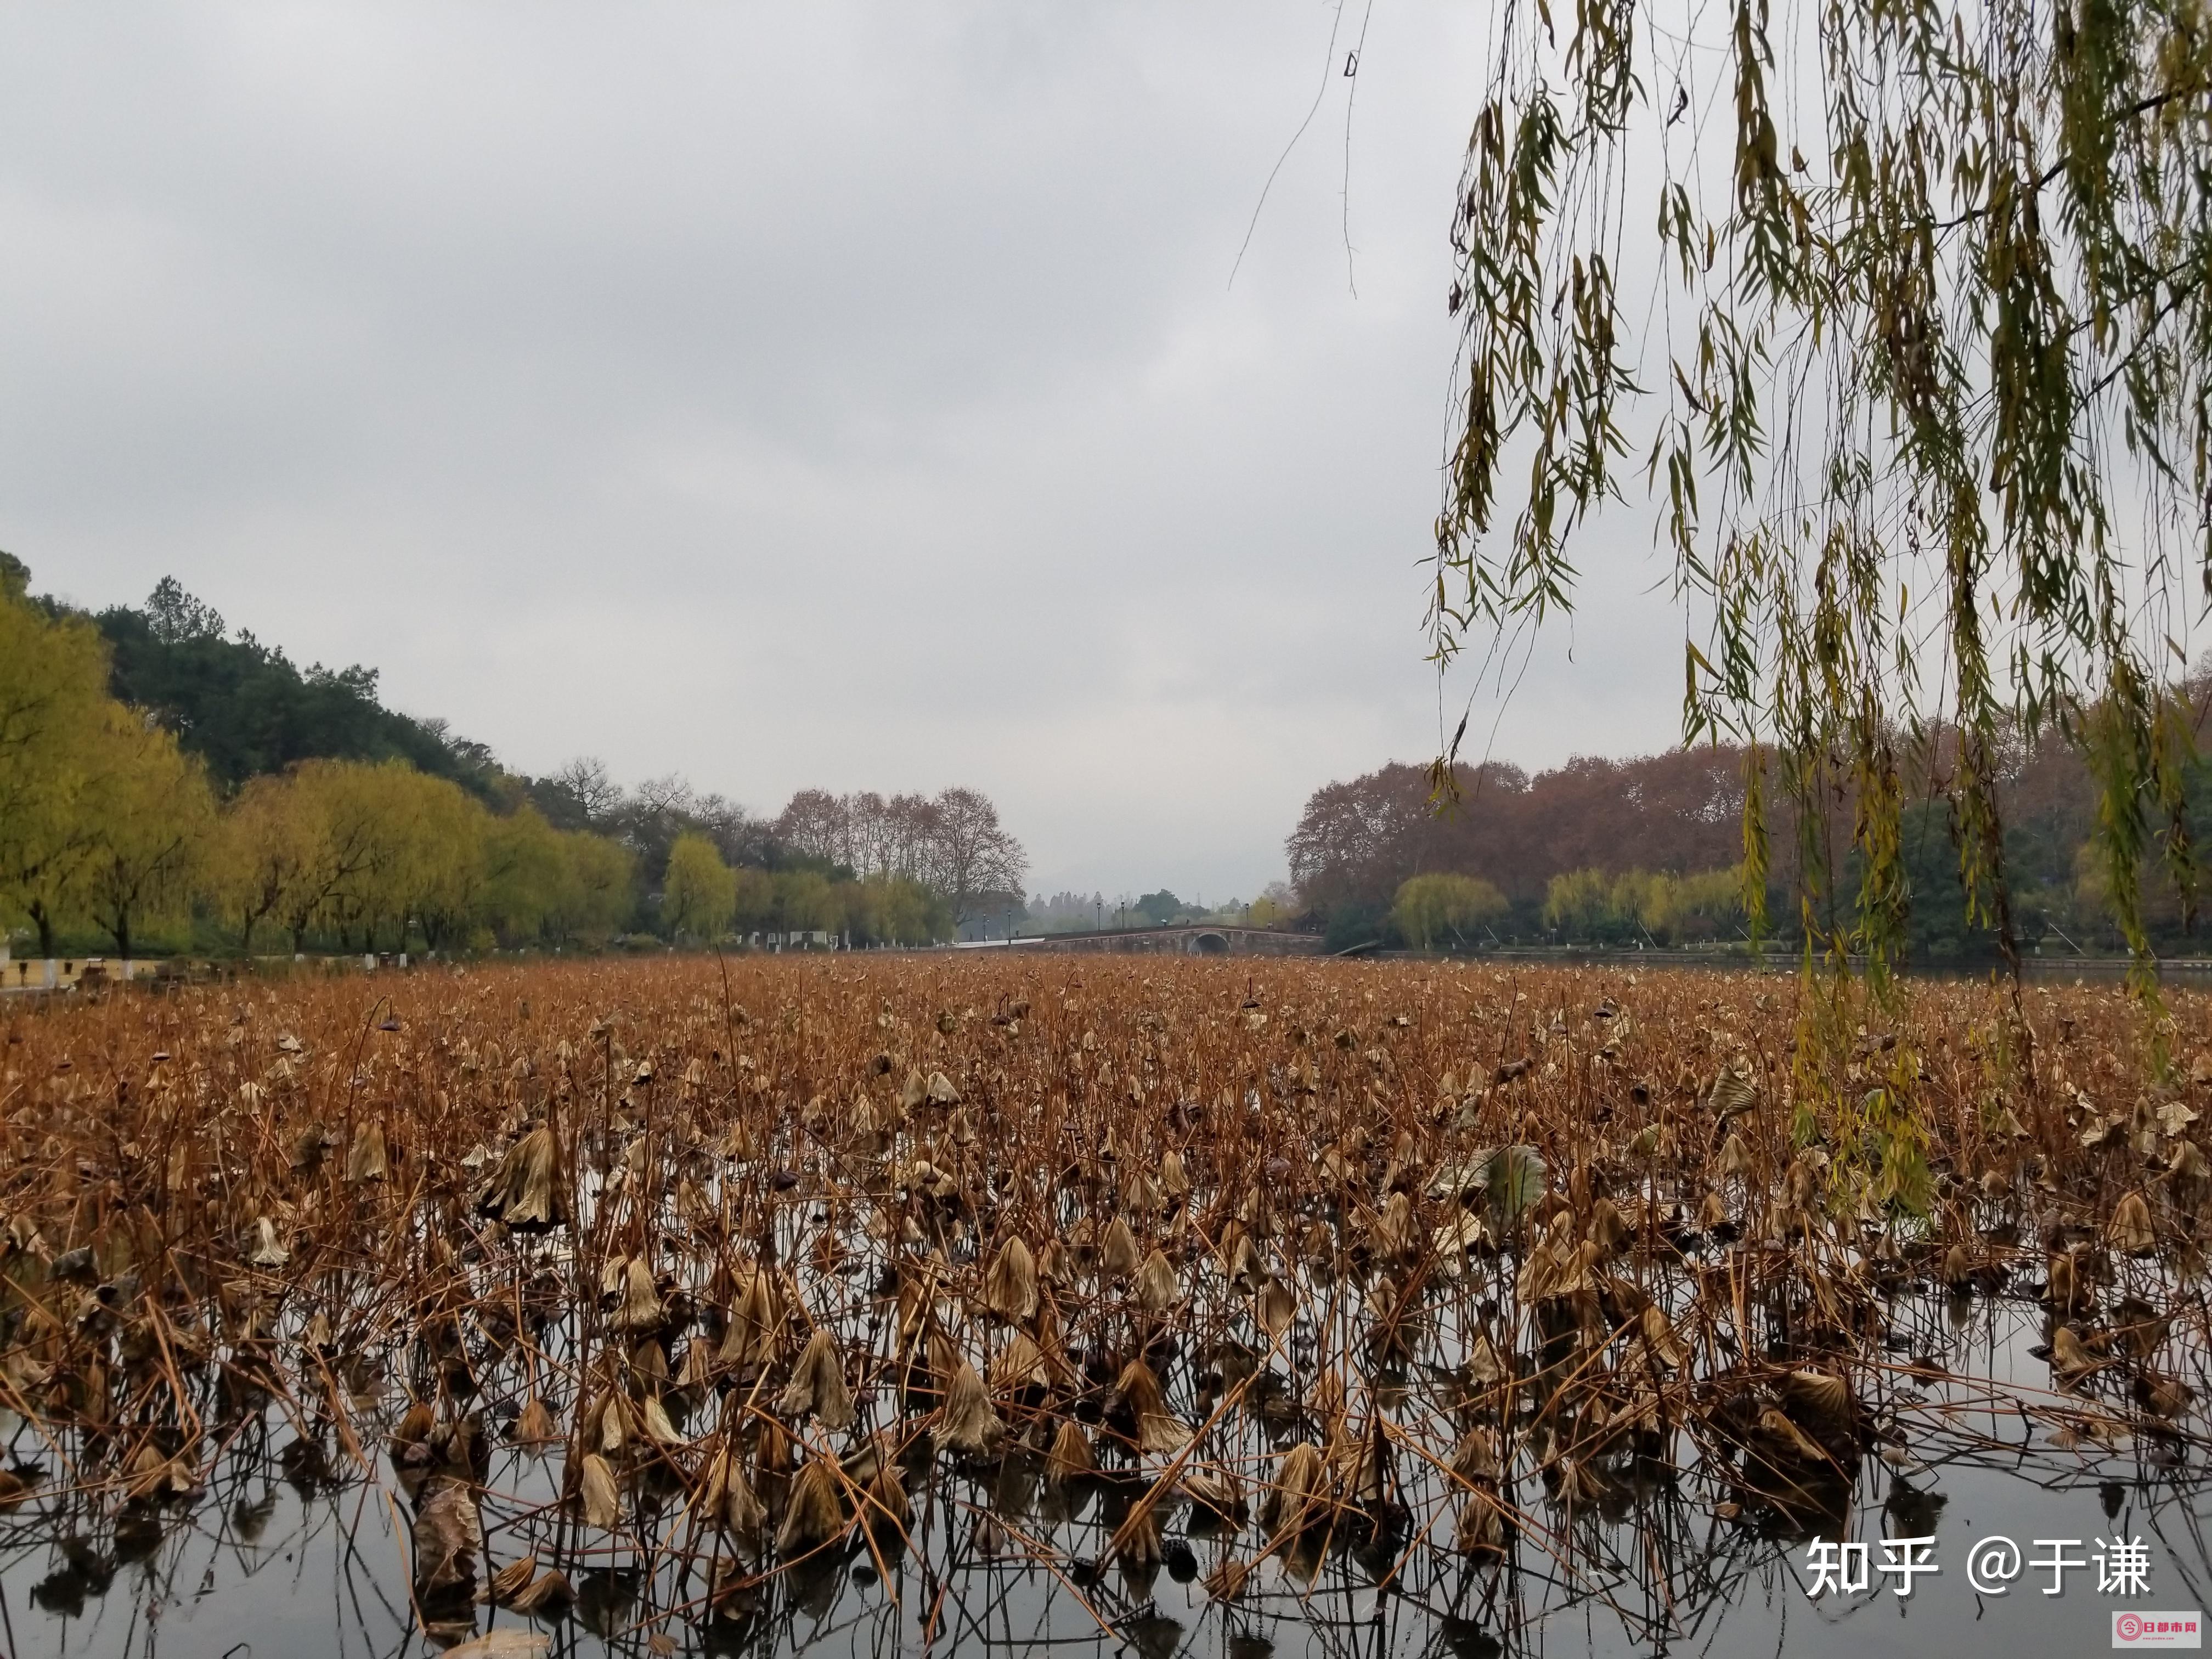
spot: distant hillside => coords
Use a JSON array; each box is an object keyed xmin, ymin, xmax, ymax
[{"xmin": 15, "ymin": 561, "xmax": 507, "ymax": 801}]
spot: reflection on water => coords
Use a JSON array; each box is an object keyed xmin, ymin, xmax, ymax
[{"xmin": 0, "ymin": 1279, "xmax": 2202, "ymax": 1659}]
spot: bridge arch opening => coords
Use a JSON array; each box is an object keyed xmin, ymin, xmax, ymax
[{"xmin": 1192, "ymin": 931, "xmax": 1230, "ymax": 955}]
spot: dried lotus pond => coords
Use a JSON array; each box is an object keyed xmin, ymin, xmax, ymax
[{"xmin": 1, "ymin": 955, "xmax": 2211, "ymax": 1657}]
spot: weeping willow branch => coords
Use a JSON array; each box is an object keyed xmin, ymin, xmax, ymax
[{"xmin": 1431, "ymin": 0, "xmax": 2212, "ymax": 1001}]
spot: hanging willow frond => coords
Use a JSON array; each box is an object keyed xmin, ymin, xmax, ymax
[{"xmin": 1433, "ymin": 0, "xmax": 2212, "ymax": 1004}]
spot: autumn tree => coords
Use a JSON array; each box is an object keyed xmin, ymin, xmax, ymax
[
  {"xmin": 1391, "ymin": 873, "xmax": 1509, "ymax": 950},
  {"xmin": 269, "ymin": 761, "xmax": 396, "ymax": 953},
  {"xmin": 662, "ymin": 832, "xmax": 736, "ymax": 940},
  {"xmin": 77, "ymin": 714, "xmax": 216, "ymax": 959},
  {"xmin": 479, "ymin": 805, "xmax": 567, "ymax": 943},
  {"xmin": 0, "ymin": 591, "xmax": 111, "ymax": 955},
  {"xmin": 844, "ymin": 791, "xmax": 898, "ymax": 878},
  {"xmin": 210, "ymin": 771, "xmax": 326, "ymax": 955},
  {"xmin": 731, "ymin": 865, "xmax": 777, "ymax": 936},
  {"xmin": 1288, "ymin": 752, "xmax": 1756, "ymax": 915},
  {"xmin": 1644, "ymin": 867, "xmax": 1751, "ymax": 944},
  {"xmin": 762, "ymin": 784, "xmax": 1028, "ymax": 928},
  {"xmin": 775, "ymin": 788, "xmax": 851, "ymax": 866},
  {"xmin": 1541, "ymin": 869, "xmax": 1618, "ymax": 941},
  {"xmin": 548, "ymin": 830, "xmax": 635, "ymax": 944},
  {"xmin": 1, "ymin": 580, "xmax": 1035, "ymax": 962},
  {"xmin": 1288, "ymin": 765, "xmax": 1470, "ymax": 916},
  {"xmin": 390, "ymin": 770, "xmax": 490, "ymax": 950},
  {"xmin": 845, "ymin": 874, "xmax": 948, "ymax": 945},
  {"xmin": 550, "ymin": 755, "xmax": 624, "ymax": 825},
  {"xmin": 1247, "ymin": 882, "xmax": 1299, "ymax": 929},
  {"xmin": 925, "ymin": 786, "xmax": 1029, "ymax": 926},
  {"xmin": 774, "ymin": 871, "xmax": 833, "ymax": 935},
  {"xmin": 101, "ymin": 576, "xmax": 504, "ymax": 797}
]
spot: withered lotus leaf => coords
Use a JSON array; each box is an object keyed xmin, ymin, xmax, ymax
[
  {"xmin": 1259, "ymin": 1442, "xmax": 1332, "ymax": 1550},
  {"xmin": 640, "ymin": 1394, "xmax": 689, "ymax": 1444},
  {"xmin": 1450, "ymin": 1427, "xmax": 1499, "ymax": 1484},
  {"xmin": 989, "ymin": 1330, "xmax": 1051, "ymax": 1392},
  {"xmin": 776, "ymin": 1327, "xmax": 855, "ymax": 1431},
  {"xmin": 701, "ymin": 1443, "xmax": 767, "ymax": 1540},
  {"xmin": 2052, "ymin": 1325, "xmax": 2100, "ymax": 1383},
  {"xmin": 983, "ymin": 1237, "xmax": 1038, "ymax": 1323},
  {"xmin": 477, "ymin": 1124, "xmax": 566, "ymax": 1231},
  {"xmin": 414, "ymin": 1474, "xmax": 483, "ymax": 1599},
  {"xmin": 1098, "ymin": 1216, "xmax": 1141, "ymax": 1280},
  {"xmin": 611, "ymin": 1257, "xmax": 663, "ymax": 1333},
  {"xmin": 1205, "ymin": 1554, "xmax": 1252, "ymax": 1600},
  {"xmin": 1778, "ymin": 1369, "xmax": 1854, "ymax": 1434},
  {"xmin": 1044, "ymin": 1417, "xmax": 1094, "ymax": 1485},
  {"xmin": 345, "ymin": 1122, "xmax": 390, "ymax": 1184},
  {"xmin": 511, "ymin": 1570, "xmax": 574, "ymax": 1615},
  {"xmin": 2109, "ymin": 1190, "xmax": 2157, "ymax": 1256},
  {"xmin": 577, "ymin": 1453, "xmax": 622, "ymax": 1529},
  {"xmin": 862, "ymin": 1458, "xmax": 909, "ymax": 1537},
  {"xmin": 1159, "ymin": 1149, "xmax": 1189, "ymax": 1197},
  {"xmin": 1456, "ymin": 1491, "xmax": 1507, "ymax": 1555},
  {"xmin": 935, "ymin": 1359, "xmax": 1007, "ymax": 1457},
  {"xmin": 486, "ymin": 1553, "xmax": 538, "ymax": 1606},
  {"xmin": 775, "ymin": 1458, "xmax": 849, "ymax": 1556},
  {"xmin": 1135, "ymin": 1248, "xmax": 1180, "ymax": 1313}
]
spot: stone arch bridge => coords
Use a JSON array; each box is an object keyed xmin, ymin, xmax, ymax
[{"xmin": 998, "ymin": 924, "xmax": 1325, "ymax": 957}]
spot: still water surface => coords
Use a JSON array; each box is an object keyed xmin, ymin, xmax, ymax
[{"xmin": 0, "ymin": 1290, "xmax": 2197, "ymax": 1659}]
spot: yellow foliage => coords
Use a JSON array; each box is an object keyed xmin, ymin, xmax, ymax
[
  {"xmin": 842, "ymin": 874, "xmax": 946, "ymax": 945},
  {"xmin": 663, "ymin": 832, "xmax": 737, "ymax": 939},
  {"xmin": 1, "ymin": 591, "xmax": 223, "ymax": 957},
  {"xmin": 554, "ymin": 830, "xmax": 634, "ymax": 942},
  {"xmin": 1391, "ymin": 873, "xmax": 1508, "ymax": 948},
  {"xmin": 1541, "ymin": 867, "xmax": 1617, "ymax": 934},
  {"xmin": 1543, "ymin": 864, "xmax": 1748, "ymax": 943},
  {"xmin": 75, "ymin": 713, "xmax": 216, "ymax": 958},
  {"xmin": 0, "ymin": 594, "xmax": 115, "ymax": 950}
]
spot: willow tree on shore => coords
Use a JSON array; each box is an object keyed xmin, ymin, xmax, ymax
[{"xmin": 1431, "ymin": 0, "xmax": 2212, "ymax": 1000}]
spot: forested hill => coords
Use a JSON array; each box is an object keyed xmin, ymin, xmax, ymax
[{"xmin": 11, "ymin": 557, "xmax": 507, "ymax": 802}]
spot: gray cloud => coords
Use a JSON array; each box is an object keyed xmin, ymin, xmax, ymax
[{"xmin": 0, "ymin": 2, "xmax": 1685, "ymax": 902}]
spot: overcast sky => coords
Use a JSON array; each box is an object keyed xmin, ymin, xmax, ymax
[{"xmin": 0, "ymin": 4, "xmax": 1687, "ymax": 904}]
